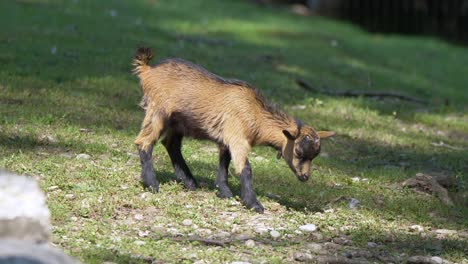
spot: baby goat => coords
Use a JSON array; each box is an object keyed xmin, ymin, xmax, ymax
[{"xmin": 133, "ymin": 47, "xmax": 335, "ymax": 213}]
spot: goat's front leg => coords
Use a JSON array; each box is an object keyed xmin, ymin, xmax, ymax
[
  {"xmin": 230, "ymin": 143, "xmax": 264, "ymax": 213},
  {"xmin": 216, "ymin": 145, "xmax": 233, "ymax": 198},
  {"xmin": 239, "ymin": 160, "xmax": 264, "ymax": 213}
]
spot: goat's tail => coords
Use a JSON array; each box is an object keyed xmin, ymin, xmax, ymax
[{"xmin": 133, "ymin": 47, "xmax": 154, "ymax": 75}]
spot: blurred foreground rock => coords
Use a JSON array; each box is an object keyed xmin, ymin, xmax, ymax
[{"xmin": 0, "ymin": 170, "xmax": 79, "ymax": 264}]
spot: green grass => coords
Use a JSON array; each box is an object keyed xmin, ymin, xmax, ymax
[{"xmin": 1, "ymin": 0, "xmax": 467, "ymax": 263}]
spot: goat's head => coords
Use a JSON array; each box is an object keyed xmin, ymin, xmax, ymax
[{"xmin": 279, "ymin": 124, "xmax": 335, "ymax": 182}]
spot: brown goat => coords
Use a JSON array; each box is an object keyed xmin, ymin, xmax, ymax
[{"xmin": 133, "ymin": 47, "xmax": 335, "ymax": 213}]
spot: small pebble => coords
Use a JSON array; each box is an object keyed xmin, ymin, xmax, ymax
[
  {"xmin": 430, "ymin": 256, "xmax": 443, "ymax": 264},
  {"xmin": 367, "ymin": 242, "xmax": 378, "ymax": 248},
  {"xmin": 182, "ymin": 219, "xmax": 193, "ymax": 226},
  {"xmin": 65, "ymin": 194, "xmax": 74, "ymax": 199},
  {"xmin": 299, "ymin": 224, "xmax": 317, "ymax": 232},
  {"xmin": 76, "ymin": 153, "xmax": 91, "ymax": 160},
  {"xmin": 270, "ymin": 230, "xmax": 280, "ymax": 239},
  {"xmin": 134, "ymin": 240, "xmax": 146, "ymax": 246},
  {"xmin": 348, "ymin": 198, "xmax": 360, "ymax": 209},
  {"xmin": 134, "ymin": 214, "xmax": 144, "ymax": 220},
  {"xmin": 48, "ymin": 185, "xmax": 59, "ymax": 191},
  {"xmin": 409, "ymin": 225, "xmax": 424, "ymax": 232},
  {"xmin": 245, "ymin": 239, "xmax": 255, "ymax": 248}
]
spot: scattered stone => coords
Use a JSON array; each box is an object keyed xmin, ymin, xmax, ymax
[
  {"xmin": 48, "ymin": 186, "xmax": 60, "ymax": 191},
  {"xmin": 407, "ymin": 256, "xmax": 446, "ymax": 264},
  {"xmin": 231, "ymin": 262, "xmax": 251, "ymax": 264},
  {"xmin": 348, "ymin": 198, "xmax": 360, "ymax": 209},
  {"xmin": 351, "ymin": 177, "xmax": 361, "ymax": 182},
  {"xmin": 245, "ymin": 239, "xmax": 255, "ymax": 248},
  {"xmin": 291, "ymin": 105, "xmax": 306, "ymax": 110},
  {"xmin": 306, "ymin": 242, "xmax": 324, "ymax": 254},
  {"xmin": 254, "ymin": 226, "xmax": 269, "ymax": 234},
  {"xmin": 270, "ymin": 230, "xmax": 281, "ymax": 239},
  {"xmin": 409, "ymin": 225, "xmax": 424, "ymax": 232},
  {"xmin": 214, "ymin": 231, "xmax": 231, "ymax": 239},
  {"xmin": 134, "ymin": 214, "xmax": 144, "ymax": 221},
  {"xmin": 0, "ymin": 170, "xmax": 51, "ymax": 242},
  {"xmin": 196, "ymin": 228, "xmax": 212, "ymax": 236},
  {"xmin": 0, "ymin": 170, "xmax": 79, "ymax": 263},
  {"xmin": 367, "ymin": 242, "xmax": 378, "ymax": 248},
  {"xmin": 182, "ymin": 219, "xmax": 193, "ymax": 226},
  {"xmin": 70, "ymin": 217, "xmax": 78, "ymax": 222},
  {"xmin": 134, "ymin": 240, "xmax": 145, "ymax": 246},
  {"xmin": 76, "ymin": 153, "xmax": 91, "ymax": 160},
  {"xmin": 308, "ymin": 232, "xmax": 323, "ymax": 241},
  {"xmin": 434, "ymin": 229, "xmax": 457, "ymax": 235},
  {"xmin": 254, "ymin": 156, "xmax": 266, "ymax": 162},
  {"xmin": 64, "ymin": 194, "xmax": 75, "ymax": 200},
  {"xmin": 299, "ymin": 224, "xmax": 317, "ymax": 233},
  {"xmin": 293, "ymin": 252, "xmax": 313, "ymax": 262},
  {"xmin": 138, "ymin": 230, "xmax": 150, "ymax": 237},
  {"xmin": 324, "ymin": 242, "xmax": 341, "ymax": 251}
]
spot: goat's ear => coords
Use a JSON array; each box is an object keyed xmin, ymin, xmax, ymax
[
  {"xmin": 283, "ymin": 130, "xmax": 296, "ymax": 140},
  {"xmin": 317, "ymin": 131, "xmax": 336, "ymax": 139},
  {"xmin": 276, "ymin": 150, "xmax": 282, "ymax": 159}
]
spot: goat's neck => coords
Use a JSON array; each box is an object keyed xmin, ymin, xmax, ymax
[{"xmin": 257, "ymin": 117, "xmax": 297, "ymax": 150}]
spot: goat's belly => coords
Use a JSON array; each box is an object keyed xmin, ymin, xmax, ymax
[{"xmin": 168, "ymin": 112, "xmax": 222, "ymax": 143}]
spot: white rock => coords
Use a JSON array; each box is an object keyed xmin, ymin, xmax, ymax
[
  {"xmin": 182, "ymin": 219, "xmax": 193, "ymax": 226},
  {"xmin": 0, "ymin": 170, "xmax": 51, "ymax": 242},
  {"xmin": 270, "ymin": 230, "xmax": 281, "ymax": 238},
  {"xmin": 367, "ymin": 242, "xmax": 378, "ymax": 248},
  {"xmin": 430, "ymin": 256, "xmax": 443, "ymax": 264},
  {"xmin": 138, "ymin": 230, "xmax": 150, "ymax": 237},
  {"xmin": 245, "ymin": 239, "xmax": 255, "ymax": 248},
  {"xmin": 76, "ymin": 153, "xmax": 91, "ymax": 160},
  {"xmin": 409, "ymin": 225, "xmax": 424, "ymax": 232},
  {"xmin": 254, "ymin": 226, "xmax": 269, "ymax": 234},
  {"xmin": 348, "ymin": 198, "xmax": 360, "ymax": 209},
  {"xmin": 351, "ymin": 177, "xmax": 361, "ymax": 182},
  {"xmin": 134, "ymin": 214, "xmax": 144, "ymax": 220},
  {"xmin": 215, "ymin": 231, "xmax": 231, "ymax": 239},
  {"xmin": 48, "ymin": 186, "xmax": 60, "ymax": 191},
  {"xmin": 306, "ymin": 242, "xmax": 323, "ymax": 254},
  {"xmin": 134, "ymin": 240, "xmax": 145, "ymax": 246},
  {"xmin": 231, "ymin": 262, "xmax": 251, "ymax": 264},
  {"xmin": 65, "ymin": 194, "xmax": 74, "ymax": 200},
  {"xmin": 299, "ymin": 224, "xmax": 317, "ymax": 233},
  {"xmin": 435, "ymin": 229, "xmax": 457, "ymax": 235}
]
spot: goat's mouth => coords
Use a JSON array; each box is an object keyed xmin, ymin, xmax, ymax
[{"xmin": 297, "ymin": 174, "xmax": 309, "ymax": 182}]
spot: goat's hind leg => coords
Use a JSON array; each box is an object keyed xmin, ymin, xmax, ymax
[
  {"xmin": 135, "ymin": 111, "xmax": 164, "ymax": 193},
  {"xmin": 162, "ymin": 131, "xmax": 197, "ymax": 190},
  {"xmin": 216, "ymin": 145, "xmax": 233, "ymax": 198}
]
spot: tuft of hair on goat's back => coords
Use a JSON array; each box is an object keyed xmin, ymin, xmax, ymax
[{"xmin": 132, "ymin": 46, "xmax": 335, "ymax": 213}]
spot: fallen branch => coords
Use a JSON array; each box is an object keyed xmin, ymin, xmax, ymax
[
  {"xmin": 296, "ymin": 79, "xmax": 427, "ymax": 104},
  {"xmin": 170, "ymin": 236, "xmax": 232, "ymax": 247}
]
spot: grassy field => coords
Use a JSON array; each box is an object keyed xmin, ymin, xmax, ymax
[{"xmin": 1, "ymin": 0, "xmax": 467, "ymax": 263}]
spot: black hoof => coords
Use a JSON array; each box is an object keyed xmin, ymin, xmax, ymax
[
  {"xmin": 142, "ymin": 172, "xmax": 159, "ymax": 193},
  {"xmin": 217, "ymin": 187, "xmax": 234, "ymax": 199},
  {"xmin": 243, "ymin": 199, "xmax": 265, "ymax": 214},
  {"xmin": 184, "ymin": 179, "xmax": 197, "ymax": 191}
]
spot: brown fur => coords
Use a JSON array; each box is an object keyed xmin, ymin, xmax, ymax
[{"xmin": 133, "ymin": 47, "xmax": 334, "ymax": 185}]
